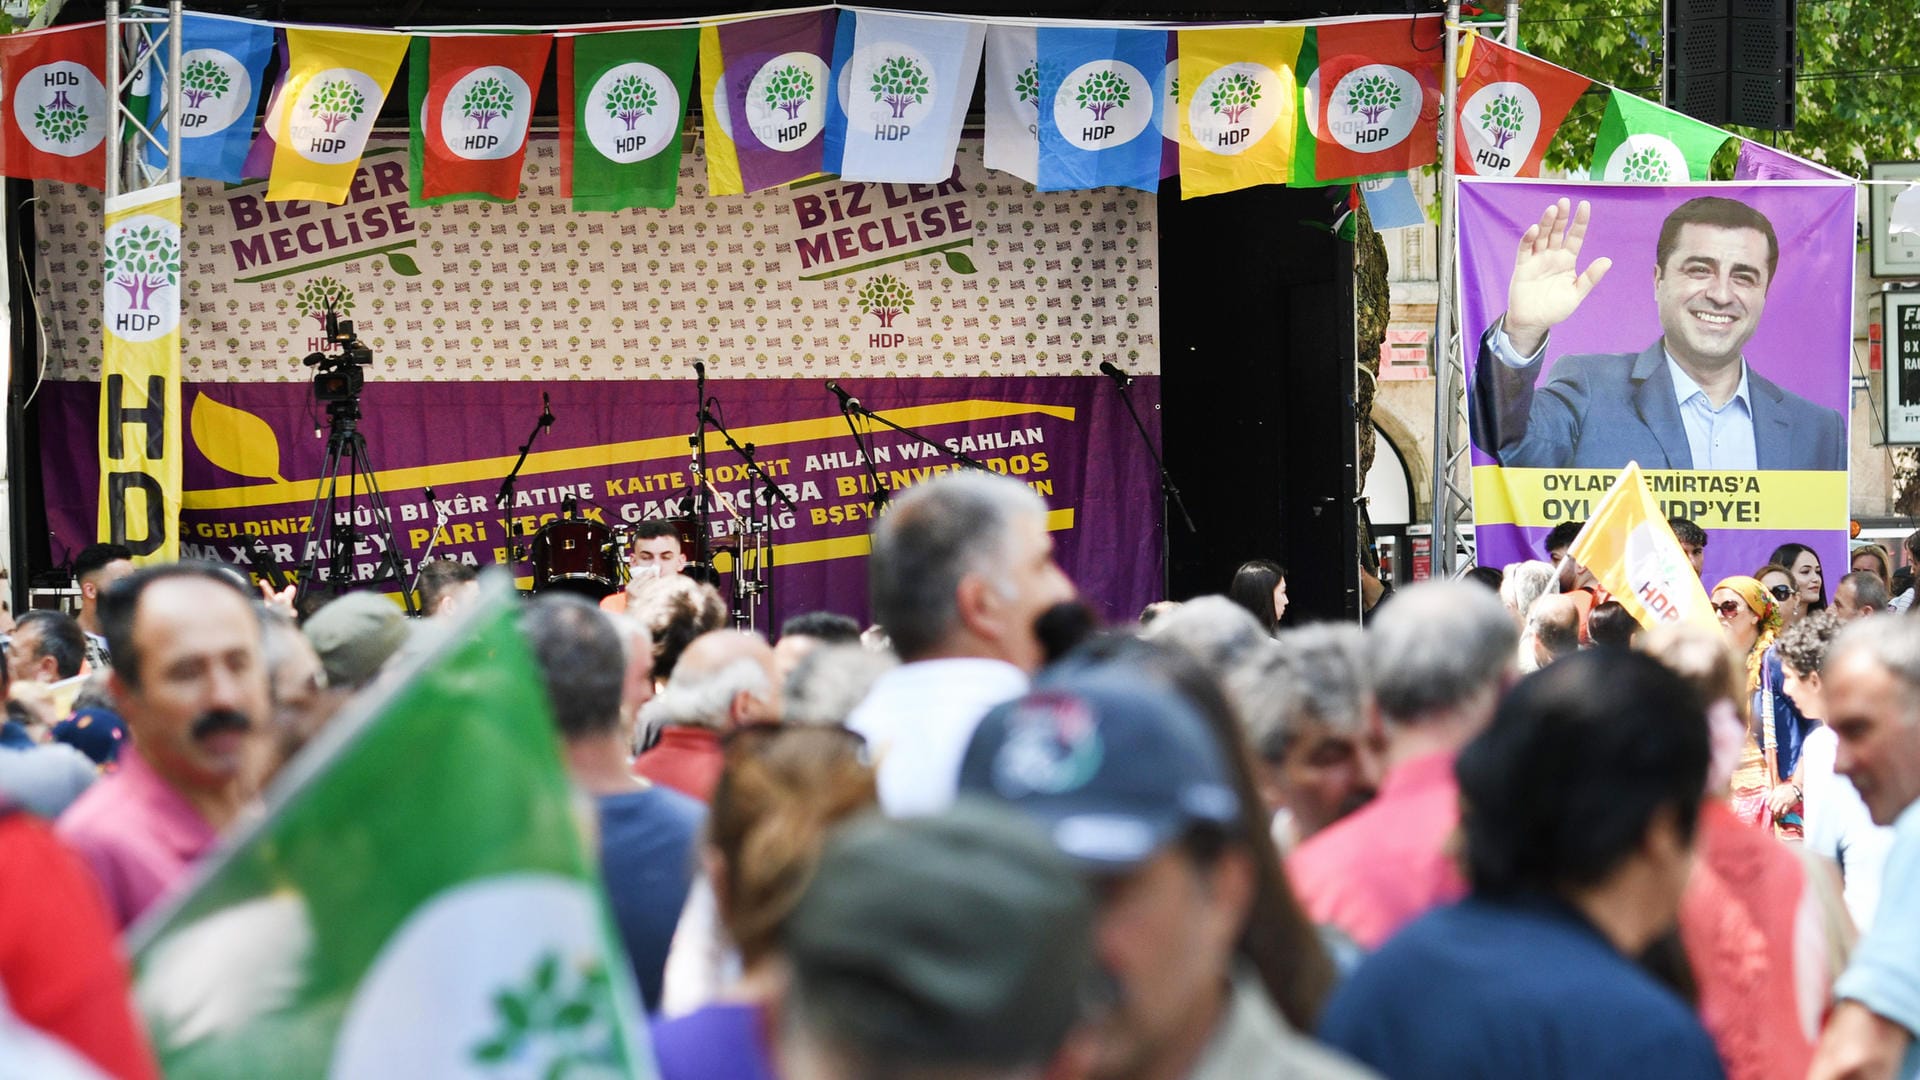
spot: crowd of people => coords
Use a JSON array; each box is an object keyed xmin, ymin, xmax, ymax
[{"xmin": 6, "ymin": 474, "xmax": 1920, "ymax": 1080}]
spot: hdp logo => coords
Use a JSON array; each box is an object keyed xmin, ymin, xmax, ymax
[
  {"xmin": 1054, "ymin": 61, "xmax": 1151, "ymax": 152},
  {"xmin": 1462, "ymin": 81, "xmax": 1542, "ymax": 176},
  {"xmin": 1187, "ymin": 63, "xmax": 1279, "ymax": 157},
  {"xmin": 745, "ymin": 52, "xmax": 829, "ymax": 151},
  {"xmin": 1328, "ymin": 64, "xmax": 1421, "ymax": 152},
  {"xmin": 172, "ymin": 49, "xmax": 253, "ymax": 134},
  {"xmin": 15, "ymin": 61, "xmax": 106, "ymax": 156},
  {"xmin": 840, "ymin": 44, "xmax": 935, "ymax": 142},
  {"xmin": 442, "ymin": 66, "xmax": 534, "ymax": 161},
  {"xmin": 1603, "ymin": 134, "xmax": 1688, "ymax": 183},
  {"xmin": 585, "ymin": 63, "xmax": 677, "ymax": 163},
  {"xmin": 103, "ymin": 215, "xmax": 180, "ymax": 342},
  {"xmin": 294, "ymin": 276, "xmax": 354, "ymax": 350},
  {"xmin": 291, "ymin": 69, "xmax": 378, "ymax": 164},
  {"xmin": 858, "ymin": 274, "xmax": 914, "ymax": 348}
]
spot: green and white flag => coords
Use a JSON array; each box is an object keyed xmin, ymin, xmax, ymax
[
  {"xmin": 558, "ymin": 28, "xmax": 698, "ymax": 212},
  {"xmin": 128, "ymin": 581, "xmax": 656, "ymax": 1079},
  {"xmin": 1589, "ymin": 90, "xmax": 1730, "ymax": 183}
]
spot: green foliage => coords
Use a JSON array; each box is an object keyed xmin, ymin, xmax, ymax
[
  {"xmin": 871, "ymin": 55, "xmax": 930, "ymax": 116},
  {"xmin": 1015, "ymin": 63, "xmax": 1039, "ymax": 105},
  {"xmin": 764, "ymin": 64, "xmax": 815, "ymax": 119},
  {"xmin": 462, "ymin": 76, "xmax": 515, "ymax": 126},
  {"xmin": 311, "ymin": 79, "xmax": 366, "ymax": 122},
  {"xmin": 295, "ymin": 276, "xmax": 354, "ymax": 323},
  {"xmin": 33, "ymin": 101, "xmax": 87, "ymax": 143},
  {"xmin": 1619, "ymin": 144, "xmax": 1673, "ymax": 182},
  {"xmin": 857, "ymin": 274, "xmax": 913, "ymax": 325},
  {"xmin": 1075, "ymin": 69, "xmax": 1132, "ymax": 118},
  {"xmin": 1209, "ymin": 72, "xmax": 1261, "ymax": 123},
  {"xmin": 1518, "ymin": 0, "xmax": 1920, "ymax": 176},
  {"xmin": 181, "ymin": 58, "xmax": 232, "ymax": 106},
  {"xmin": 605, "ymin": 74, "xmax": 657, "ymax": 125},
  {"xmin": 1480, "ymin": 92, "xmax": 1526, "ymax": 145}
]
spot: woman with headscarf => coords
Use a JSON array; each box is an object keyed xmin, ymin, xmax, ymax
[{"xmin": 1710, "ymin": 576, "xmax": 1783, "ymax": 830}]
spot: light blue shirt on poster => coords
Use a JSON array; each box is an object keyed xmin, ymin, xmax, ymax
[
  {"xmin": 1833, "ymin": 798, "xmax": 1920, "ymax": 1079},
  {"xmin": 1666, "ymin": 353, "xmax": 1756, "ymax": 471},
  {"xmin": 1487, "ymin": 326, "xmax": 1758, "ymax": 471}
]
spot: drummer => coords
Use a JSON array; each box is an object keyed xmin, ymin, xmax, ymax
[{"xmin": 600, "ymin": 520, "xmax": 690, "ymax": 616}]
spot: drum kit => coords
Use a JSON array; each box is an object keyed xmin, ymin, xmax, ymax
[{"xmin": 527, "ymin": 509, "xmax": 770, "ymax": 629}]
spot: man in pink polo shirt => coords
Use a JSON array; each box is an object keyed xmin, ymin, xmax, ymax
[
  {"xmin": 57, "ymin": 564, "xmax": 270, "ymax": 929},
  {"xmin": 1288, "ymin": 580, "xmax": 1518, "ymax": 950}
]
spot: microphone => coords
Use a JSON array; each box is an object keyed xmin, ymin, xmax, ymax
[
  {"xmin": 1098, "ymin": 361, "xmax": 1131, "ymax": 387},
  {"xmin": 424, "ymin": 485, "xmax": 436, "ymax": 504},
  {"xmin": 693, "ymin": 359, "xmax": 706, "ymax": 378},
  {"xmin": 539, "ymin": 392, "xmax": 554, "ymax": 427},
  {"xmin": 827, "ymin": 380, "xmax": 860, "ymax": 412}
]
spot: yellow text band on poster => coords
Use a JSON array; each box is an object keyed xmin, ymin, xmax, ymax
[
  {"xmin": 1471, "ymin": 466, "xmax": 1848, "ymax": 531},
  {"xmin": 98, "ymin": 184, "xmax": 185, "ymax": 562}
]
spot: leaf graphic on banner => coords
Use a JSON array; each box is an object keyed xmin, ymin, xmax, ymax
[
  {"xmin": 387, "ymin": 252, "xmax": 421, "ymax": 276},
  {"xmin": 944, "ymin": 250, "xmax": 977, "ymax": 274},
  {"xmin": 191, "ymin": 393, "xmax": 289, "ymax": 483}
]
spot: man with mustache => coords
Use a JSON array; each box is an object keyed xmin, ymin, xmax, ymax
[
  {"xmin": 57, "ymin": 565, "xmax": 269, "ymax": 929},
  {"xmin": 1469, "ymin": 196, "xmax": 1844, "ymax": 472}
]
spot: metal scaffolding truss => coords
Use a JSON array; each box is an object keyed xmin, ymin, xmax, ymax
[
  {"xmin": 1427, "ymin": 0, "xmax": 1521, "ymax": 579},
  {"xmin": 104, "ymin": 0, "xmax": 183, "ymax": 199}
]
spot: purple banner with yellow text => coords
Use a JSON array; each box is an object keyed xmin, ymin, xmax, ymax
[
  {"xmin": 1459, "ymin": 178, "xmax": 1853, "ymax": 589},
  {"xmin": 39, "ymin": 375, "xmax": 1165, "ymax": 624}
]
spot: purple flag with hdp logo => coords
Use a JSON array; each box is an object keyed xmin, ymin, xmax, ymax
[{"xmin": 717, "ymin": 10, "xmax": 836, "ymax": 194}]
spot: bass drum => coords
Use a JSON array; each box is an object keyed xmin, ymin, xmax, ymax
[{"xmin": 531, "ymin": 519, "xmax": 617, "ymax": 598}]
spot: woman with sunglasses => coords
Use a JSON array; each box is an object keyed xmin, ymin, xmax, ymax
[
  {"xmin": 1767, "ymin": 542, "xmax": 1827, "ymax": 617},
  {"xmin": 1753, "ymin": 562, "xmax": 1808, "ymax": 629},
  {"xmin": 1715, "ymin": 575, "xmax": 1813, "ymax": 839}
]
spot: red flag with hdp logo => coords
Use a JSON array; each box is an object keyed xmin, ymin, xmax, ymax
[
  {"xmin": 408, "ymin": 33, "xmax": 552, "ymax": 204},
  {"xmin": 0, "ymin": 23, "xmax": 107, "ymax": 188},
  {"xmin": 1311, "ymin": 18, "xmax": 1442, "ymax": 181},
  {"xmin": 1453, "ymin": 36, "xmax": 1590, "ymax": 178}
]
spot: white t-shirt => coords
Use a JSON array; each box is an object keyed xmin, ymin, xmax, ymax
[{"xmin": 1801, "ymin": 725, "xmax": 1896, "ymax": 930}]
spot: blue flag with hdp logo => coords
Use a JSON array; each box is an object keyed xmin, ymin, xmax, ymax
[
  {"xmin": 1036, "ymin": 28, "xmax": 1166, "ymax": 193},
  {"xmin": 143, "ymin": 13, "xmax": 275, "ymax": 183},
  {"xmin": 822, "ymin": 10, "xmax": 983, "ymax": 183}
]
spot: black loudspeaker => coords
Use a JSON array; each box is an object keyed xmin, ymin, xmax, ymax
[
  {"xmin": 1730, "ymin": 0, "xmax": 1796, "ymax": 130},
  {"xmin": 1665, "ymin": 0, "xmax": 1729, "ymax": 124},
  {"xmin": 1158, "ymin": 181, "xmax": 1360, "ymax": 622}
]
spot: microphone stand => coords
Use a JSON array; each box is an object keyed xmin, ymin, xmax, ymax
[
  {"xmin": 497, "ymin": 395, "xmax": 554, "ymax": 564},
  {"xmin": 840, "ymin": 402, "xmax": 888, "ymax": 512},
  {"xmin": 407, "ymin": 488, "xmax": 451, "ymax": 606},
  {"xmin": 845, "ymin": 401, "xmax": 990, "ymax": 471},
  {"xmin": 1105, "ymin": 367, "xmax": 1195, "ymax": 535},
  {"xmin": 689, "ymin": 362, "xmax": 713, "ymax": 571},
  {"xmin": 705, "ymin": 407, "xmax": 796, "ymax": 632}
]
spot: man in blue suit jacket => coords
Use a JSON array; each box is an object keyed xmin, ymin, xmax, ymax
[{"xmin": 1469, "ymin": 195, "xmax": 1845, "ymax": 472}]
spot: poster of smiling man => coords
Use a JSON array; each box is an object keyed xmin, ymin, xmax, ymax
[{"xmin": 1459, "ymin": 179, "xmax": 1856, "ymax": 585}]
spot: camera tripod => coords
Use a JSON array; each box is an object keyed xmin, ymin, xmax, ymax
[{"xmin": 293, "ymin": 394, "xmax": 416, "ymax": 615}]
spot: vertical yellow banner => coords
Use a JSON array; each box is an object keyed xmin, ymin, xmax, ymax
[{"xmin": 97, "ymin": 183, "xmax": 183, "ymax": 563}]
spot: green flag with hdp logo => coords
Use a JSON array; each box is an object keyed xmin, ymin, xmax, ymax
[
  {"xmin": 1589, "ymin": 90, "xmax": 1730, "ymax": 183},
  {"xmin": 127, "ymin": 580, "xmax": 655, "ymax": 1079},
  {"xmin": 559, "ymin": 28, "xmax": 698, "ymax": 212}
]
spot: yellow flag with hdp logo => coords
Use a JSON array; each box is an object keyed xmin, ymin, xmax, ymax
[
  {"xmin": 269, "ymin": 28, "xmax": 411, "ymax": 204},
  {"xmin": 1176, "ymin": 26, "xmax": 1303, "ymax": 199},
  {"xmin": 97, "ymin": 185, "xmax": 183, "ymax": 562},
  {"xmin": 1568, "ymin": 462, "xmax": 1720, "ymax": 631}
]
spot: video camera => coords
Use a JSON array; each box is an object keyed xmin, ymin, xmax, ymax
[{"xmin": 301, "ymin": 301, "xmax": 374, "ymax": 403}]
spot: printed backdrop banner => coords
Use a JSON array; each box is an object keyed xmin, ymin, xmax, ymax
[
  {"xmin": 40, "ymin": 376, "xmax": 1166, "ymax": 624},
  {"xmin": 1458, "ymin": 178, "xmax": 1855, "ymax": 587},
  {"xmin": 97, "ymin": 183, "xmax": 184, "ymax": 561},
  {"xmin": 31, "ymin": 135, "xmax": 1160, "ymax": 383},
  {"xmin": 268, "ymin": 28, "xmax": 411, "ymax": 204}
]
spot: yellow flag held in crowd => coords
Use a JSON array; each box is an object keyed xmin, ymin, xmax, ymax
[
  {"xmin": 97, "ymin": 184, "xmax": 184, "ymax": 562},
  {"xmin": 1176, "ymin": 26, "xmax": 1303, "ymax": 199},
  {"xmin": 269, "ymin": 28, "xmax": 411, "ymax": 204},
  {"xmin": 1568, "ymin": 462, "xmax": 1720, "ymax": 631}
]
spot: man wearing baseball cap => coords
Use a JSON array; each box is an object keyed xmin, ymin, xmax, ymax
[{"xmin": 958, "ymin": 668, "xmax": 1374, "ymax": 1080}]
